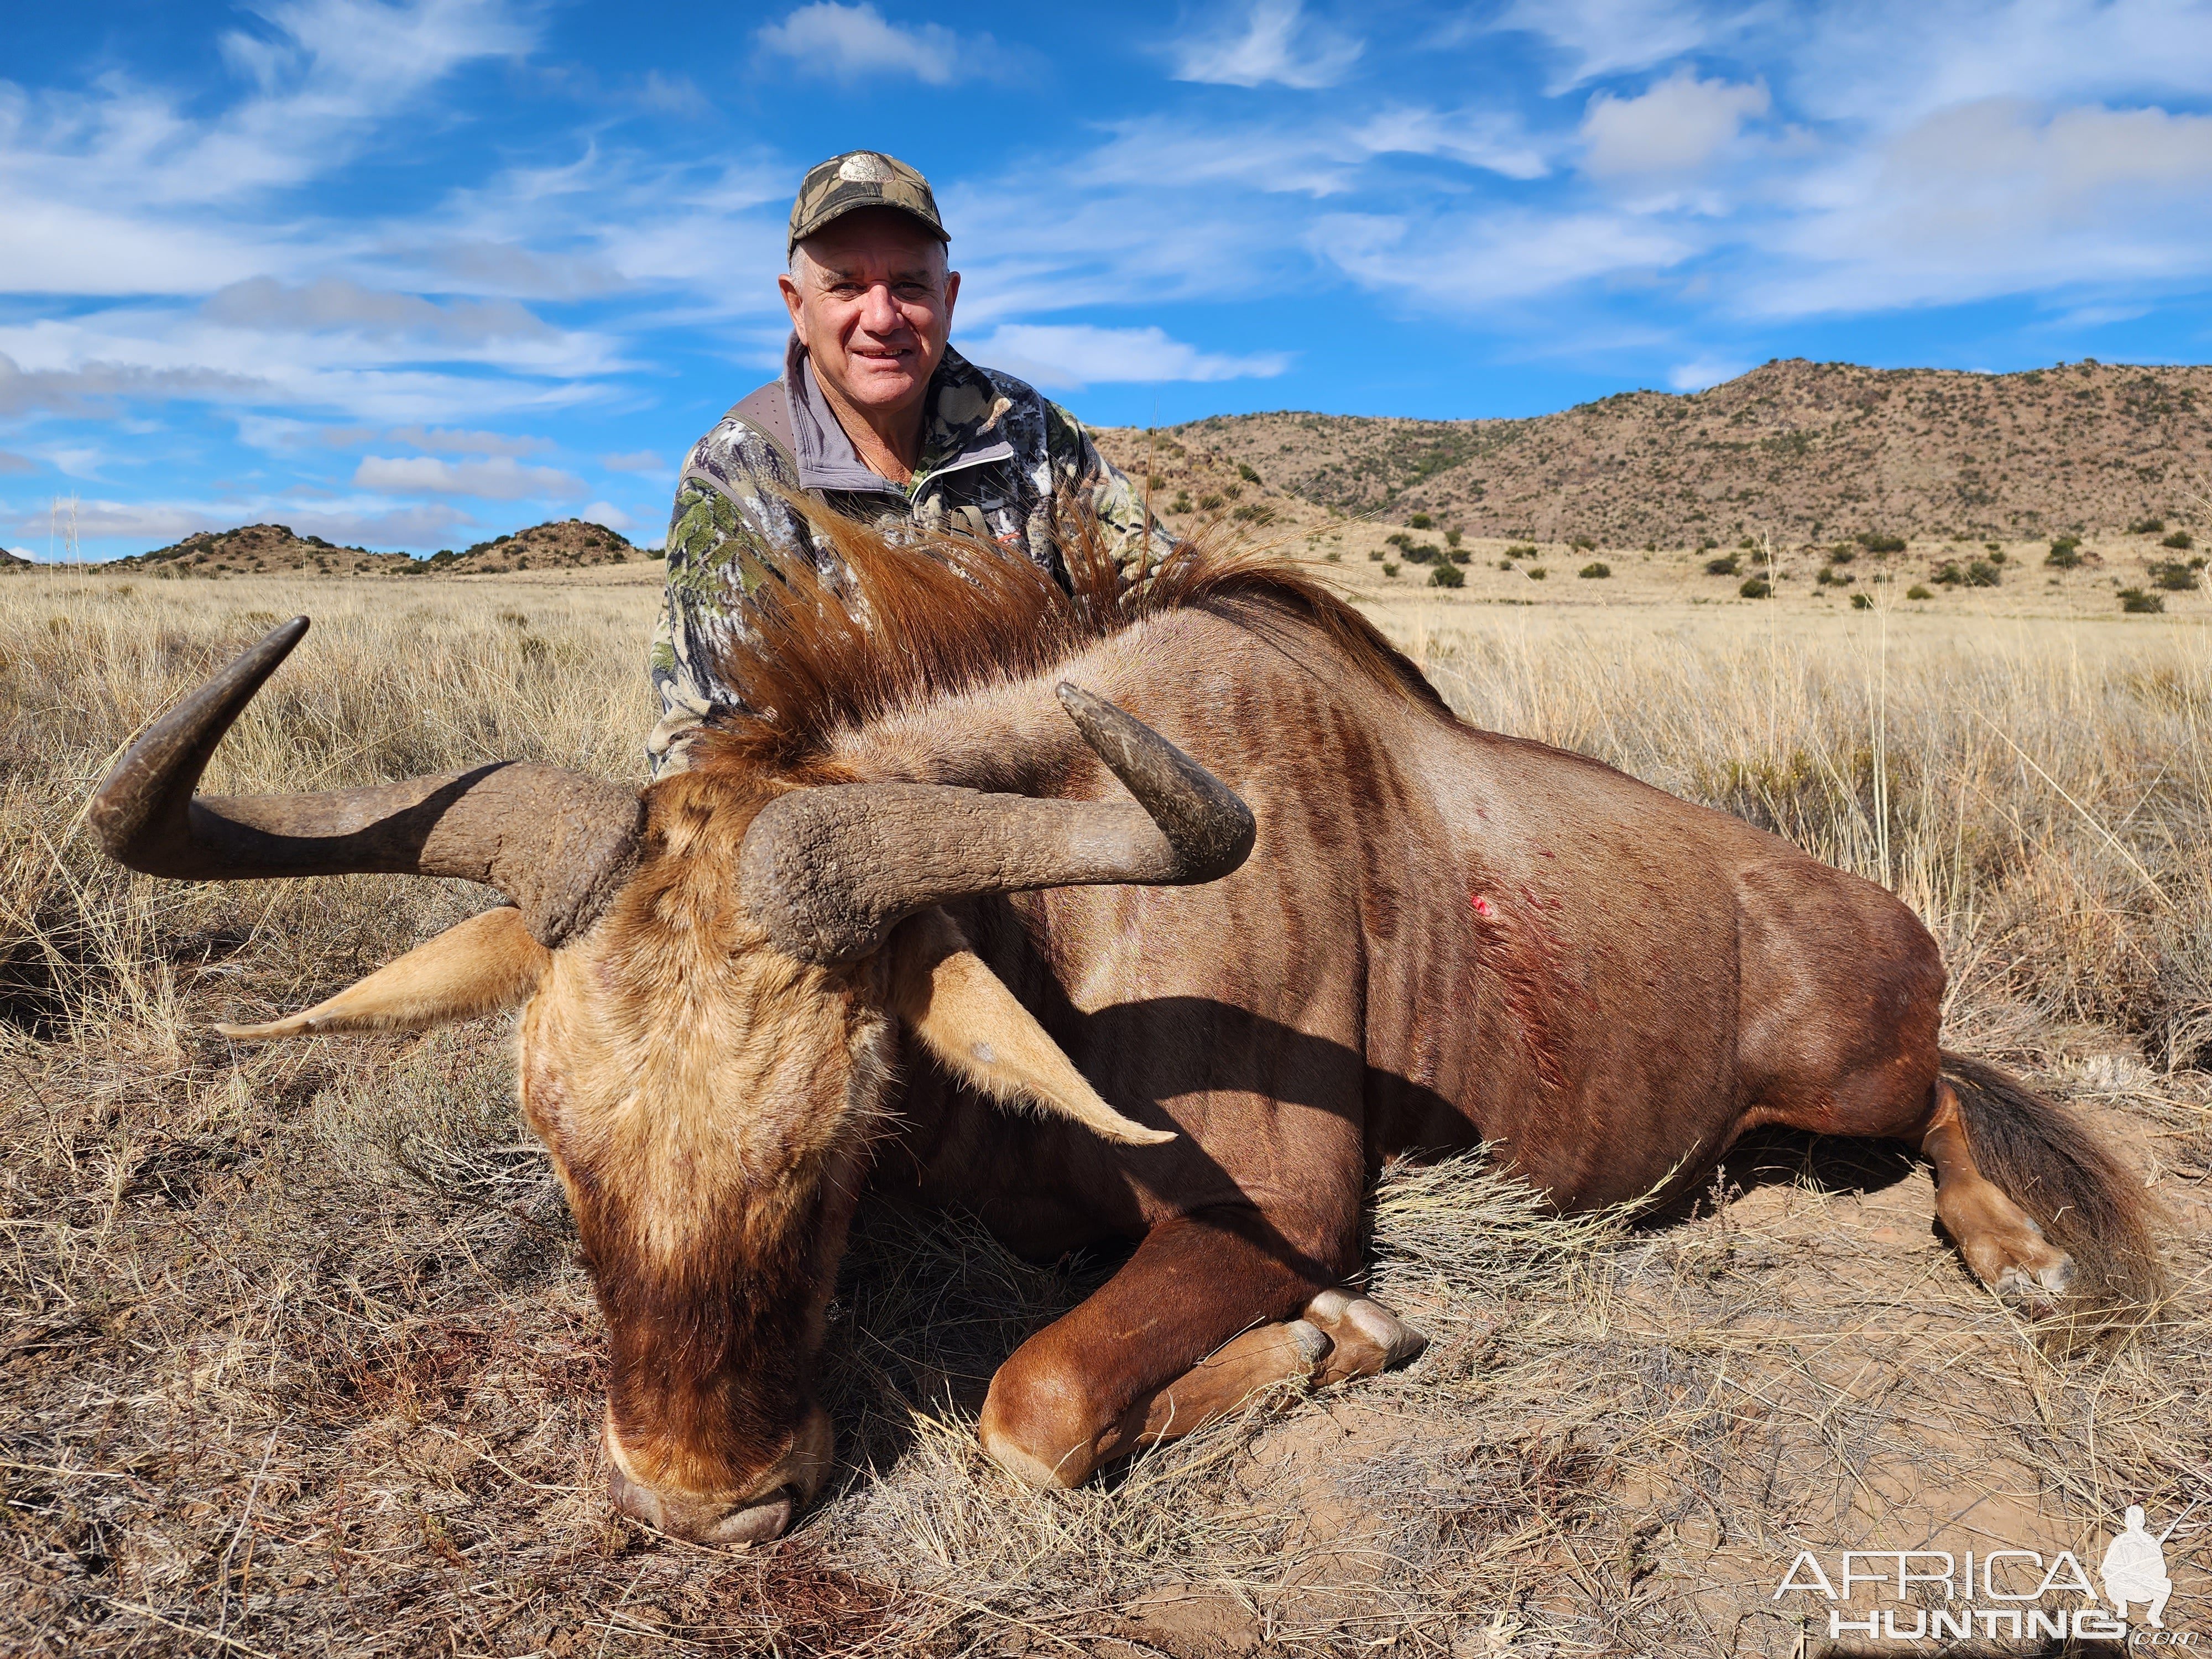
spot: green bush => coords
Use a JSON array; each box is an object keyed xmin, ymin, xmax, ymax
[
  {"xmin": 1231, "ymin": 504, "xmax": 1274, "ymax": 524},
  {"xmin": 1428, "ymin": 562, "xmax": 1464, "ymax": 588},
  {"xmin": 1504, "ymin": 544, "xmax": 1538, "ymax": 560},
  {"xmin": 1816, "ymin": 567, "xmax": 1853, "ymax": 586},
  {"xmin": 1527, "ymin": 566, "xmax": 1547, "ymax": 580},
  {"xmin": 1197, "ymin": 494, "xmax": 1222, "ymax": 510},
  {"xmin": 1382, "ymin": 561, "xmax": 1400, "ymax": 577},
  {"xmin": 1933, "ymin": 563, "xmax": 1965, "ymax": 586},
  {"xmin": 2046, "ymin": 540, "xmax": 2083, "ymax": 569},
  {"xmin": 1404, "ymin": 541, "xmax": 1439, "ymax": 564},
  {"xmin": 1237, "ymin": 462, "xmax": 1261, "ymax": 484},
  {"xmin": 1578, "ymin": 562, "xmax": 1611, "ymax": 579},
  {"xmin": 1445, "ymin": 528, "xmax": 1462, "ymax": 548},
  {"xmin": 1828, "ymin": 545, "xmax": 1856, "ymax": 564},
  {"xmin": 2162, "ymin": 529, "xmax": 2194, "ymax": 550},
  {"xmin": 1850, "ymin": 592, "xmax": 1874, "ymax": 611},
  {"xmin": 1408, "ymin": 511, "xmax": 1432, "ymax": 529},
  {"xmin": 1906, "ymin": 584, "xmax": 1934, "ymax": 600},
  {"xmin": 2149, "ymin": 561, "xmax": 2200, "ymax": 591},
  {"xmin": 1171, "ymin": 493, "xmax": 1192, "ymax": 513},
  {"xmin": 1705, "ymin": 555, "xmax": 1741, "ymax": 576},
  {"xmin": 2120, "ymin": 588, "xmax": 2165, "ymax": 613},
  {"xmin": 1966, "ymin": 560, "xmax": 2001, "ymax": 587},
  {"xmin": 1571, "ymin": 536, "xmax": 1597, "ymax": 552},
  {"xmin": 1496, "ymin": 558, "xmax": 1516, "ymax": 571},
  {"xmin": 1739, "ymin": 576, "xmax": 1772, "ymax": 599},
  {"xmin": 1386, "ymin": 532, "xmax": 1412, "ymax": 549},
  {"xmin": 1448, "ymin": 548, "xmax": 1470, "ymax": 565},
  {"xmin": 1858, "ymin": 532, "xmax": 1907, "ymax": 554},
  {"xmin": 2129, "ymin": 517, "xmax": 2165, "ymax": 534}
]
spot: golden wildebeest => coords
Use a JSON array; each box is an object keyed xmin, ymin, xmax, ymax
[{"xmin": 88, "ymin": 517, "xmax": 2159, "ymax": 1545}]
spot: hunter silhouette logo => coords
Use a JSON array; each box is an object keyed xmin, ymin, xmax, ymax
[
  {"xmin": 1773, "ymin": 1499, "xmax": 2201, "ymax": 1643},
  {"xmin": 2103, "ymin": 1502, "xmax": 2198, "ymax": 1628}
]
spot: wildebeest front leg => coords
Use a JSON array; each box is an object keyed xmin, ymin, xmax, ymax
[{"xmin": 976, "ymin": 1209, "xmax": 1425, "ymax": 1488}]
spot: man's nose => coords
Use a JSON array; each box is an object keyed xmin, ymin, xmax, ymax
[{"xmin": 857, "ymin": 282, "xmax": 905, "ymax": 334}]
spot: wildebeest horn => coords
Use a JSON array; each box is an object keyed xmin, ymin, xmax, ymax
[
  {"xmin": 739, "ymin": 681, "xmax": 1256, "ymax": 965},
  {"xmin": 86, "ymin": 617, "xmax": 643, "ymax": 948}
]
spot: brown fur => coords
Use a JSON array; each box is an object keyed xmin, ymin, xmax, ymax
[{"xmin": 232, "ymin": 508, "xmax": 2166, "ymax": 1534}]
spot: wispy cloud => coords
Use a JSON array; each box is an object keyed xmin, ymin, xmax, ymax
[
  {"xmin": 956, "ymin": 325, "xmax": 1290, "ymax": 390},
  {"xmin": 1170, "ymin": 0, "xmax": 1363, "ymax": 90},
  {"xmin": 1581, "ymin": 73, "xmax": 1770, "ymax": 177},
  {"xmin": 599, "ymin": 449, "xmax": 670, "ymax": 473},
  {"xmin": 0, "ymin": 452, "xmax": 41, "ymax": 476},
  {"xmin": 352, "ymin": 455, "xmax": 586, "ymax": 498},
  {"xmin": 754, "ymin": 3, "xmax": 1022, "ymax": 85},
  {"xmin": 203, "ymin": 278, "xmax": 554, "ymax": 342},
  {"xmin": 0, "ymin": 351, "xmax": 265, "ymax": 417}
]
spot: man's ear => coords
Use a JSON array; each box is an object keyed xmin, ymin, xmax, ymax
[
  {"xmin": 887, "ymin": 910, "xmax": 1173, "ymax": 1148},
  {"xmin": 215, "ymin": 905, "xmax": 551, "ymax": 1041}
]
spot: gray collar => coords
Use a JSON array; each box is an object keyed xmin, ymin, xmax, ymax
[{"xmin": 784, "ymin": 337, "xmax": 905, "ymax": 496}]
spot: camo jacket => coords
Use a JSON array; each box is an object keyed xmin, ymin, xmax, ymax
[{"xmin": 646, "ymin": 336, "xmax": 1169, "ymax": 775}]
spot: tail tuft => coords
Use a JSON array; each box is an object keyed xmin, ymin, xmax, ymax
[{"xmin": 1941, "ymin": 1051, "xmax": 2164, "ymax": 1334}]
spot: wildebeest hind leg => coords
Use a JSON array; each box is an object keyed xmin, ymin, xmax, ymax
[
  {"xmin": 1918, "ymin": 1079, "xmax": 2075, "ymax": 1303},
  {"xmin": 978, "ymin": 1209, "xmax": 1421, "ymax": 1488}
]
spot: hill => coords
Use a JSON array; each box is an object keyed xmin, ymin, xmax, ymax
[
  {"xmin": 107, "ymin": 519, "xmax": 638, "ymax": 577},
  {"xmin": 1095, "ymin": 358, "xmax": 2209, "ymax": 548}
]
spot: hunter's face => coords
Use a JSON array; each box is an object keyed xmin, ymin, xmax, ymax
[{"xmin": 782, "ymin": 211, "xmax": 957, "ymax": 424}]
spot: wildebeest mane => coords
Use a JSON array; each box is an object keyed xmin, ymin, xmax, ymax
[{"xmin": 694, "ymin": 500, "xmax": 1447, "ymax": 779}]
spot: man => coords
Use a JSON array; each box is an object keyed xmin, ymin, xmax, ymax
[{"xmin": 648, "ymin": 150, "xmax": 1170, "ymax": 774}]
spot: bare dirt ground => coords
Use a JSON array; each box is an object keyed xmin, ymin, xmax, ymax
[{"xmin": 2, "ymin": 562, "xmax": 2208, "ymax": 1657}]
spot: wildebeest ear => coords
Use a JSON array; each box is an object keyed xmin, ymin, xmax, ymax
[
  {"xmin": 214, "ymin": 905, "xmax": 551, "ymax": 1041},
  {"xmin": 888, "ymin": 911, "xmax": 1175, "ymax": 1149}
]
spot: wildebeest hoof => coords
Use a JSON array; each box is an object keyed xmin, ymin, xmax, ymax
[
  {"xmin": 1995, "ymin": 1250, "xmax": 2077, "ymax": 1305},
  {"xmin": 1302, "ymin": 1289, "xmax": 1429, "ymax": 1386}
]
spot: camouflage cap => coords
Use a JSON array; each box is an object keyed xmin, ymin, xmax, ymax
[{"xmin": 788, "ymin": 151, "xmax": 948, "ymax": 254}]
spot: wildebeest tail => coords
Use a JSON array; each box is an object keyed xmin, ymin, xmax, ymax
[{"xmin": 1940, "ymin": 1050, "xmax": 2163, "ymax": 1323}]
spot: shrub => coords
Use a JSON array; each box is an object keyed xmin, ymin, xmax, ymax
[
  {"xmin": 1850, "ymin": 592, "xmax": 1874, "ymax": 610},
  {"xmin": 1527, "ymin": 566, "xmax": 1547, "ymax": 580},
  {"xmin": 1171, "ymin": 493, "xmax": 1192, "ymax": 513},
  {"xmin": 1933, "ymin": 563, "xmax": 1965, "ymax": 586},
  {"xmin": 1578, "ymin": 562, "xmax": 1611, "ymax": 579},
  {"xmin": 2046, "ymin": 541, "xmax": 2083, "ymax": 569},
  {"xmin": 1428, "ymin": 562, "xmax": 1464, "ymax": 588},
  {"xmin": 2162, "ymin": 530, "xmax": 2194, "ymax": 550},
  {"xmin": 1368, "ymin": 550, "xmax": 1384, "ymax": 562},
  {"xmin": 1237, "ymin": 463, "xmax": 1261, "ymax": 484},
  {"xmin": 1571, "ymin": 536, "xmax": 1596, "ymax": 552},
  {"xmin": 1445, "ymin": 529, "xmax": 1462, "ymax": 548},
  {"xmin": 1386, "ymin": 532, "xmax": 1412, "ymax": 549},
  {"xmin": 2120, "ymin": 588, "xmax": 2165, "ymax": 614},
  {"xmin": 1223, "ymin": 484, "xmax": 1243, "ymax": 500},
  {"xmin": 1739, "ymin": 576, "xmax": 1772, "ymax": 599},
  {"xmin": 1816, "ymin": 567, "xmax": 1853, "ymax": 587},
  {"xmin": 1197, "ymin": 494, "xmax": 1222, "ymax": 511},
  {"xmin": 1859, "ymin": 533, "xmax": 1907, "ymax": 554},
  {"xmin": 1448, "ymin": 548, "xmax": 1470, "ymax": 565},
  {"xmin": 1497, "ymin": 558, "xmax": 1516, "ymax": 570},
  {"xmin": 1504, "ymin": 544, "xmax": 1538, "ymax": 560},
  {"xmin": 1705, "ymin": 555, "xmax": 1740, "ymax": 576},
  {"xmin": 2129, "ymin": 517, "xmax": 2165, "ymax": 534},
  {"xmin": 1906, "ymin": 583, "xmax": 1934, "ymax": 600},
  {"xmin": 1231, "ymin": 504, "xmax": 1275, "ymax": 524},
  {"xmin": 1966, "ymin": 560, "xmax": 2001, "ymax": 587},
  {"xmin": 1828, "ymin": 545, "xmax": 1855, "ymax": 564},
  {"xmin": 2149, "ymin": 561, "xmax": 2200, "ymax": 592},
  {"xmin": 1408, "ymin": 512, "xmax": 1432, "ymax": 529},
  {"xmin": 1324, "ymin": 550, "xmax": 1340, "ymax": 562}
]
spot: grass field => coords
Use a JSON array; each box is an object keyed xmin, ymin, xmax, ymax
[{"xmin": 2, "ymin": 565, "xmax": 2207, "ymax": 1656}]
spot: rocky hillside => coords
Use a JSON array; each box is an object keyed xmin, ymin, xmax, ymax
[
  {"xmin": 104, "ymin": 519, "xmax": 638, "ymax": 577},
  {"xmin": 111, "ymin": 524, "xmax": 417, "ymax": 576},
  {"xmin": 425, "ymin": 519, "xmax": 638, "ymax": 575},
  {"xmin": 1097, "ymin": 358, "xmax": 2209, "ymax": 548}
]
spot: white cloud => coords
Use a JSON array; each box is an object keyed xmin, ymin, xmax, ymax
[
  {"xmin": 599, "ymin": 450, "xmax": 669, "ymax": 473},
  {"xmin": 1582, "ymin": 73, "xmax": 1770, "ymax": 177},
  {"xmin": 1755, "ymin": 98, "xmax": 2212, "ymax": 313},
  {"xmin": 755, "ymin": 3, "xmax": 1017, "ymax": 85},
  {"xmin": 204, "ymin": 278, "xmax": 554, "ymax": 342},
  {"xmin": 1351, "ymin": 107, "xmax": 1552, "ymax": 180},
  {"xmin": 1493, "ymin": 0, "xmax": 1718, "ymax": 92},
  {"xmin": 353, "ymin": 455, "xmax": 586, "ymax": 498},
  {"xmin": 581, "ymin": 500, "xmax": 635, "ymax": 530},
  {"xmin": 384, "ymin": 425, "xmax": 556, "ymax": 456},
  {"xmin": 1667, "ymin": 356, "xmax": 1750, "ymax": 391},
  {"xmin": 957, "ymin": 325, "xmax": 1290, "ymax": 391},
  {"xmin": 1313, "ymin": 210, "xmax": 1696, "ymax": 307},
  {"xmin": 0, "ymin": 351, "xmax": 265, "ymax": 416},
  {"xmin": 1171, "ymin": 0, "xmax": 1363, "ymax": 90},
  {"xmin": 0, "ymin": 451, "xmax": 38, "ymax": 476}
]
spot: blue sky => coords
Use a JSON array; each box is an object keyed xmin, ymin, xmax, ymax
[{"xmin": 5, "ymin": 0, "xmax": 2211, "ymax": 560}]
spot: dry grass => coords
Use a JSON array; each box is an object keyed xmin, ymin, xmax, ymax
[{"xmin": 2, "ymin": 572, "xmax": 2208, "ymax": 1656}]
